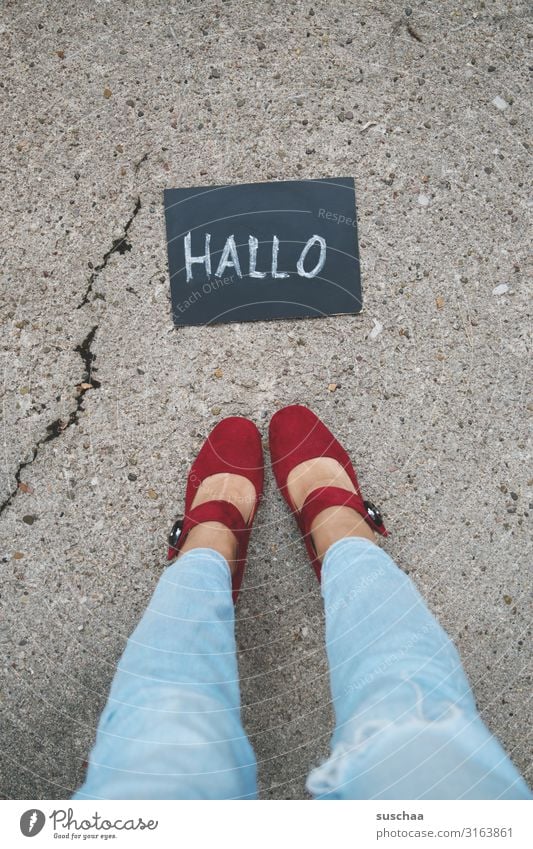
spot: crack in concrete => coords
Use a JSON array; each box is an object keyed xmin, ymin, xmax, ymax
[
  {"xmin": 1, "ymin": 196, "xmax": 142, "ymax": 517},
  {"xmin": 77, "ymin": 197, "xmax": 141, "ymax": 308},
  {"xmin": 0, "ymin": 326, "xmax": 101, "ymax": 517},
  {"xmin": 134, "ymin": 152, "xmax": 149, "ymax": 173}
]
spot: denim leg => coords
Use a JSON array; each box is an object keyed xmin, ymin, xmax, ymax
[
  {"xmin": 73, "ymin": 549, "xmax": 257, "ymax": 799},
  {"xmin": 307, "ymin": 538, "xmax": 531, "ymax": 800}
]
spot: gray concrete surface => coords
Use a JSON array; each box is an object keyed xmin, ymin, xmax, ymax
[{"xmin": 1, "ymin": 0, "xmax": 531, "ymax": 799}]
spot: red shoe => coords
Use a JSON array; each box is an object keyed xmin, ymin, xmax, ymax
[
  {"xmin": 269, "ymin": 405, "xmax": 388, "ymax": 580},
  {"xmin": 167, "ymin": 416, "xmax": 264, "ymax": 602}
]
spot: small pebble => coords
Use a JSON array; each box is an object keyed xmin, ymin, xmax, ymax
[
  {"xmin": 369, "ymin": 319, "xmax": 383, "ymax": 341},
  {"xmin": 22, "ymin": 515, "xmax": 36, "ymax": 525},
  {"xmin": 127, "ymin": 473, "xmax": 137, "ymax": 481},
  {"xmin": 492, "ymin": 95, "xmax": 509, "ymax": 111},
  {"xmin": 492, "ymin": 283, "xmax": 509, "ymax": 296},
  {"xmin": 418, "ymin": 193, "xmax": 430, "ymax": 207}
]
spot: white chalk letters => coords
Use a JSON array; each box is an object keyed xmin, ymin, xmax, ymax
[{"xmin": 184, "ymin": 233, "xmax": 326, "ymax": 282}]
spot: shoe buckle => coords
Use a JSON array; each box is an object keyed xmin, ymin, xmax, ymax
[
  {"xmin": 364, "ymin": 500, "xmax": 383, "ymax": 527},
  {"xmin": 168, "ymin": 516, "xmax": 184, "ymax": 548}
]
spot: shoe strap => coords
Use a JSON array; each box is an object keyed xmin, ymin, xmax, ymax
[
  {"xmin": 299, "ymin": 486, "xmax": 388, "ymax": 538},
  {"xmin": 170, "ymin": 499, "xmax": 247, "ymax": 558}
]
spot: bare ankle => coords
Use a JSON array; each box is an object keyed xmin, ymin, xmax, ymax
[
  {"xmin": 311, "ymin": 506, "xmax": 376, "ymax": 561},
  {"xmin": 178, "ymin": 522, "xmax": 238, "ymax": 572}
]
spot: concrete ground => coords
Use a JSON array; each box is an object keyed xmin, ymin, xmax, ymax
[{"xmin": 1, "ymin": 0, "xmax": 531, "ymax": 800}]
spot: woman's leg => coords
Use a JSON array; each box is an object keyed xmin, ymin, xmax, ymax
[
  {"xmin": 283, "ymin": 453, "xmax": 530, "ymax": 800},
  {"xmin": 73, "ymin": 469, "xmax": 258, "ymax": 800},
  {"xmin": 307, "ymin": 537, "xmax": 531, "ymax": 800},
  {"xmin": 73, "ymin": 547, "xmax": 257, "ymax": 799}
]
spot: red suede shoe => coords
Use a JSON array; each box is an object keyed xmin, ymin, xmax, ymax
[
  {"xmin": 269, "ymin": 405, "xmax": 388, "ymax": 580},
  {"xmin": 167, "ymin": 416, "xmax": 264, "ymax": 602}
]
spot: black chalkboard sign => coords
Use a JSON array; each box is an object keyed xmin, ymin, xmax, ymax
[{"xmin": 164, "ymin": 177, "xmax": 362, "ymax": 327}]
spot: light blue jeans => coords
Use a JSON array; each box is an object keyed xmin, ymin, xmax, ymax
[{"xmin": 73, "ymin": 538, "xmax": 531, "ymax": 800}]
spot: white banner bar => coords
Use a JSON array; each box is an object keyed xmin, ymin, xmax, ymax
[{"xmin": 1, "ymin": 799, "xmax": 531, "ymax": 848}]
